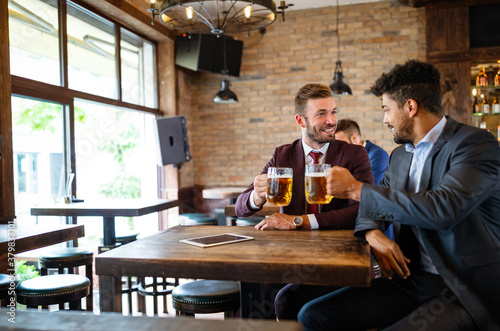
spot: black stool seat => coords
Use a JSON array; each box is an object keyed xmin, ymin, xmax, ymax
[
  {"xmin": 16, "ymin": 274, "xmax": 90, "ymax": 309},
  {"xmin": 38, "ymin": 247, "xmax": 93, "ymax": 269},
  {"xmin": 236, "ymin": 216, "xmax": 264, "ymax": 226},
  {"xmin": 172, "ymin": 280, "xmax": 240, "ymax": 315},
  {"xmin": 116, "ymin": 233, "xmax": 139, "ymax": 245},
  {"xmin": 179, "ymin": 213, "xmax": 218, "ymax": 226}
]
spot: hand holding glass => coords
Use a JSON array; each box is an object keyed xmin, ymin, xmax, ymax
[
  {"xmin": 266, "ymin": 167, "xmax": 293, "ymax": 206},
  {"xmin": 305, "ymin": 164, "xmax": 333, "ymax": 204}
]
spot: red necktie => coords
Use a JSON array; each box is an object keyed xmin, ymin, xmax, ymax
[
  {"xmin": 307, "ymin": 151, "xmax": 322, "ymax": 214},
  {"xmin": 309, "ymin": 151, "xmax": 322, "ymax": 164}
]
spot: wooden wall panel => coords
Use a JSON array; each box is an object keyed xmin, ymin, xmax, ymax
[
  {"xmin": 426, "ymin": 6, "xmax": 468, "ymax": 53},
  {"xmin": 0, "ymin": 0, "xmax": 15, "ymax": 222},
  {"xmin": 435, "ymin": 61, "xmax": 471, "ymax": 124}
]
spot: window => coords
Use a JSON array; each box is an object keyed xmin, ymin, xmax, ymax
[
  {"xmin": 67, "ymin": 1, "xmax": 117, "ymax": 98},
  {"xmin": 8, "ymin": 0, "xmax": 163, "ymax": 243},
  {"xmin": 8, "ymin": 0, "xmax": 60, "ymax": 85},
  {"xmin": 121, "ymin": 28, "xmax": 157, "ymax": 108},
  {"xmin": 11, "ymin": 96, "xmax": 66, "ymax": 224}
]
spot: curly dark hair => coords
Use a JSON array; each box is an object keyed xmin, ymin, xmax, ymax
[
  {"xmin": 295, "ymin": 83, "xmax": 333, "ymax": 116},
  {"xmin": 369, "ymin": 59, "xmax": 443, "ymax": 116}
]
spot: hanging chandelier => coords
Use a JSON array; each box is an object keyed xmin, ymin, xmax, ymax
[{"xmin": 148, "ymin": 0, "xmax": 289, "ymax": 35}]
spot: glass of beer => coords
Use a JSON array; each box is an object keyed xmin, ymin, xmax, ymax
[
  {"xmin": 305, "ymin": 164, "xmax": 333, "ymax": 204},
  {"xmin": 266, "ymin": 167, "xmax": 293, "ymax": 206}
]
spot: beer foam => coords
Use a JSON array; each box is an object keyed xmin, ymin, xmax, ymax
[
  {"xmin": 268, "ymin": 174, "xmax": 293, "ymax": 178},
  {"xmin": 305, "ymin": 172, "xmax": 326, "ymax": 177}
]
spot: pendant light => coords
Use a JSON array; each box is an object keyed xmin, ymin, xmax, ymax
[
  {"xmin": 213, "ymin": 36, "xmax": 238, "ymax": 103},
  {"xmin": 329, "ymin": 0, "xmax": 352, "ymax": 95}
]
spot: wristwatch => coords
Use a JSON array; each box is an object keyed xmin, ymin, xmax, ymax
[{"xmin": 293, "ymin": 216, "xmax": 303, "ymax": 228}]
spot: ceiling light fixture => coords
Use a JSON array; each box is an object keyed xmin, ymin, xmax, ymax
[
  {"xmin": 148, "ymin": 0, "xmax": 290, "ymax": 35},
  {"xmin": 214, "ymin": 37, "xmax": 238, "ymax": 103},
  {"xmin": 329, "ymin": 0, "xmax": 352, "ymax": 95}
]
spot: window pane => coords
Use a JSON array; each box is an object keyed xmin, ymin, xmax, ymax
[
  {"xmin": 12, "ymin": 96, "xmax": 66, "ymax": 224},
  {"xmin": 67, "ymin": 1, "xmax": 117, "ymax": 99},
  {"xmin": 74, "ymin": 100, "xmax": 159, "ymax": 245},
  {"xmin": 121, "ymin": 28, "xmax": 157, "ymax": 107},
  {"xmin": 8, "ymin": 0, "xmax": 60, "ymax": 85}
]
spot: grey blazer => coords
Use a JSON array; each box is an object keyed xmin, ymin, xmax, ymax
[{"xmin": 355, "ymin": 117, "xmax": 500, "ymax": 330}]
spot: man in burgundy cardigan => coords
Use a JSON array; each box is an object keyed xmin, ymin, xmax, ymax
[{"xmin": 234, "ymin": 83, "xmax": 374, "ymax": 320}]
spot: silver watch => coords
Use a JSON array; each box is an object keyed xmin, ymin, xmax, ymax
[{"xmin": 293, "ymin": 216, "xmax": 303, "ymax": 228}]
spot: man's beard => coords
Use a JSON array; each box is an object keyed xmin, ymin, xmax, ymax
[
  {"xmin": 391, "ymin": 117, "xmax": 413, "ymax": 145},
  {"xmin": 305, "ymin": 121, "xmax": 336, "ymax": 145}
]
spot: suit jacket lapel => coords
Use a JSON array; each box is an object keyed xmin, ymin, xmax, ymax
[
  {"xmin": 325, "ymin": 141, "xmax": 343, "ymax": 166},
  {"xmin": 419, "ymin": 117, "xmax": 455, "ymax": 193}
]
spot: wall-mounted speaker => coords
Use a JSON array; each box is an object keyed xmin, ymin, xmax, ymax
[
  {"xmin": 154, "ymin": 116, "xmax": 191, "ymax": 166},
  {"xmin": 470, "ymin": 4, "xmax": 500, "ymax": 48},
  {"xmin": 175, "ymin": 33, "xmax": 243, "ymax": 77}
]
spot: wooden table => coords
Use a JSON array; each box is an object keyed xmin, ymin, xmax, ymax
[
  {"xmin": 224, "ymin": 204, "xmax": 280, "ymax": 217},
  {"xmin": 0, "ymin": 223, "xmax": 84, "ymax": 273},
  {"xmin": 30, "ymin": 199, "xmax": 178, "ymax": 246},
  {"xmin": 96, "ymin": 225, "xmax": 370, "ymax": 317},
  {"xmin": 202, "ymin": 186, "xmax": 247, "ymax": 202},
  {"xmin": 0, "ymin": 308, "xmax": 302, "ymax": 331}
]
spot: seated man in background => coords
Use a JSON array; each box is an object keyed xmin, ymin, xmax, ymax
[
  {"xmin": 335, "ymin": 118, "xmax": 389, "ymax": 186},
  {"xmin": 299, "ymin": 59, "xmax": 500, "ymax": 330}
]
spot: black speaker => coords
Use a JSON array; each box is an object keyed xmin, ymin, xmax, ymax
[
  {"xmin": 175, "ymin": 33, "xmax": 243, "ymax": 77},
  {"xmin": 154, "ymin": 116, "xmax": 191, "ymax": 166},
  {"xmin": 470, "ymin": 4, "xmax": 500, "ymax": 48}
]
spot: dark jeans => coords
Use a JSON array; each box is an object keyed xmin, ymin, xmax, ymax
[
  {"xmin": 298, "ymin": 270, "xmax": 477, "ymax": 331},
  {"xmin": 275, "ymin": 284, "xmax": 338, "ymax": 320}
]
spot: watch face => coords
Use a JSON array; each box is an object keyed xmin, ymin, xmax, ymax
[{"xmin": 293, "ymin": 216, "xmax": 303, "ymax": 227}]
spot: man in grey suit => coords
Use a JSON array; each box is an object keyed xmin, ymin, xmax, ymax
[{"xmin": 298, "ymin": 60, "xmax": 500, "ymax": 330}]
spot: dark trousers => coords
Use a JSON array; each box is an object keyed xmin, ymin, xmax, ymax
[
  {"xmin": 275, "ymin": 284, "xmax": 338, "ymax": 320},
  {"xmin": 298, "ymin": 270, "xmax": 477, "ymax": 331}
]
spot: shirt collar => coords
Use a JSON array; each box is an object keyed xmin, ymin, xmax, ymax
[
  {"xmin": 302, "ymin": 139, "xmax": 329, "ymax": 156},
  {"xmin": 405, "ymin": 116, "xmax": 446, "ymax": 153}
]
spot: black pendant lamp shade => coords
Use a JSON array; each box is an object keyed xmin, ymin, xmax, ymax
[
  {"xmin": 213, "ymin": 79, "xmax": 238, "ymax": 103},
  {"xmin": 330, "ymin": 60, "xmax": 352, "ymax": 95},
  {"xmin": 329, "ymin": 0, "xmax": 352, "ymax": 96}
]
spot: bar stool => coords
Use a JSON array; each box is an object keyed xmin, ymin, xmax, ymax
[
  {"xmin": 178, "ymin": 213, "xmax": 218, "ymax": 226},
  {"xmin": 38, "ymin": 247, "xmax": 93, "ymax": 311},
  {"xmin": 172, "ymin": 280, "xmax": 240, "ymax": 318},
  {"xmin": 137, "ymin": 277, "xmax": 178, "ymax": 315},
  {"xmin": 16, "ymin": 274, "xmax": 90, "ymax": 310},
  {"xmin": 235, "ymin": 216, "xmax": 264, "ymax": 226}
]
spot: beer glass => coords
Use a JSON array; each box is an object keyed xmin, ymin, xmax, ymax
[
  {"xmin": 266, "ymin": 167, "xmax": 293, "ymax": 206},
  {"xmin": 305, "ymin": 164, "xmax": 333, "ymax": 204}
]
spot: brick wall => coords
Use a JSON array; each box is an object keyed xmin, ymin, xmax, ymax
[{"xmin": 177, "ymin": 1, "xmax": 426, "ymax": 188}]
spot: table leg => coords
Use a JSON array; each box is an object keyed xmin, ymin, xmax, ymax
[
  {"xmin": 103, "ymin": 217, "xmax": 116, "ymax": 246},
  {"xmin": 240, "ymin": 282, "xmax": 279, "ymax": 320},
  {"xmin": 99, "ymin": 275, "xmax": 122, "ymax": 313}
]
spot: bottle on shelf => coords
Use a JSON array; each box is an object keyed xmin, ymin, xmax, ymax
[
  {"xmin": 472, "ymin": 89, "xmax": 481, "ymax": 116},
  {"xmin": 495, "ymin": 61, "xmax": 500, "ymax": 87},
  {"xmin": 476, "ymin": 66, "xmax": 488, "ymax": 87},
  {"xmin": 481, "ymin": 96, "xmax": 490, "ymax": 115},
  {"xmin": 493, "ymin": 96, "xmax": 500, "ymax": 114}
]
